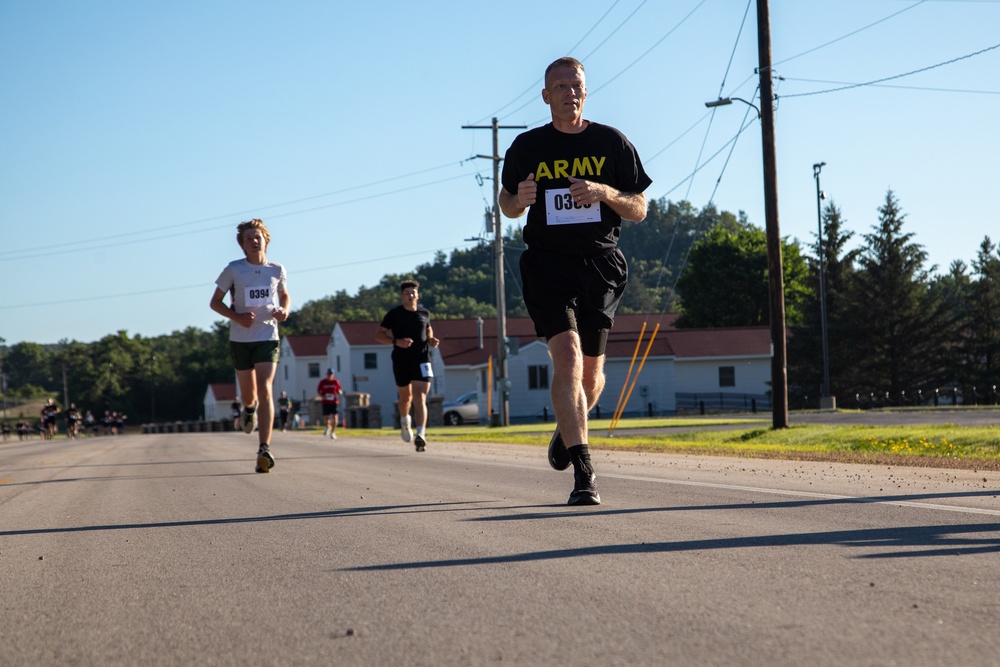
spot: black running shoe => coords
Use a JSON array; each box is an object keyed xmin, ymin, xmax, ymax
[
  {"xmin": 547, "ymin": 427, "xmax": 570, "ymax": 471},
  {"xmin": 414, "ymin": 434, "xmax": 426, "ymax": 452},
  {"xmin": 241, "ymin": 409, "xmax": 257, "ymax": 434},
  {"xmin": 256, "ymin": 446, "xmax": 275, "ymax": 473},
  {"xmin": 567, "ymin": 445, "xmax": 600, "ymax": 506}
]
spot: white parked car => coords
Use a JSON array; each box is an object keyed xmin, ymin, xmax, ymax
[{"xmin": 442, "ymin": 391, "xmax": 479, "ymax": 426}]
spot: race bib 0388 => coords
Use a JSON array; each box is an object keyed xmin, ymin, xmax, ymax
[{"xmin": 544, "ymin": 187, "xmax": 602, "ymax": 226}]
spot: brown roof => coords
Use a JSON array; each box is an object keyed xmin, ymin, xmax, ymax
[
  {"xmin": 337, "ymin": 313, "xmax": 769, "ymax": 366},
  {"xmin": 285, "ymin": 334, "xmax": 329, "ymax": 357},
  {"xmin": 209, "ymin": 383, "xmax": 236, "ymax": 401},
  {"xmin": 666, "ymin": 327, "xmax": 772, "ymax": 359}
]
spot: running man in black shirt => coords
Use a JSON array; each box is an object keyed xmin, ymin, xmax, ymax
[
  {"xmin": 499, "ymin": 57, "xmax": 652, "ymax": 505},
  {"xmin": 375, "ymin": 280, "xmax": 440, "ymax": 451}
]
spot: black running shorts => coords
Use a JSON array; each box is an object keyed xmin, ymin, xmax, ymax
[
  {"xmin": 392, "ymin": 357, "xmax": 432, "ymax": 387},
  {"xmin": 519, "ymin": 246, "xmax": 628, "ymax": 357}
]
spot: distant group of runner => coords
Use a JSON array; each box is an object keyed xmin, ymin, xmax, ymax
[
  {"xmin": 207, "ymin": 57, "xmax": 651, "ymax": 506},
  {"xmin": 0, "ymin": 399, "xmax": 128, "ymax": 442}
]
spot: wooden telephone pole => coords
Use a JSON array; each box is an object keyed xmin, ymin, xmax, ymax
[
  {"xmin": 462, "ymin": 117, "xmax": 525, "ymax": 426},
  {"xmin": 756, "ymin": 0, "xmax": 789, "ymax": 428}
]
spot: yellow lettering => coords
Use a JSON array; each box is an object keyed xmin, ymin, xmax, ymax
[
  {"xmin": 572, "ymin": 157, "xmax": 593, "ymax": 177},
  {"xmin": 535, "ymin": 156, "xmax": 606, "ymax": 180},
  {"xmin": 535, "ymin": 162, "xmax": 553, "ymax": 181}
]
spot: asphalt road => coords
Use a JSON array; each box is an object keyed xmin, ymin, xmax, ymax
[{"xmin": 2, "ymin": 429, "xmax": 999, "ymax": 666}]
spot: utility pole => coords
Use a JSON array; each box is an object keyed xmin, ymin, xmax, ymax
[
  {"xmin": 0, "ymin": 336, "xmax": 6, "ymax": 421},
  {"xmin": 150, "ymin": 350, "xmax": 157, "ymax": 423},
  {"xmin": 813, "ymin": 162, "xmax": 834, "ymax": 410},
  {"xmin": 62, "ymin": 361, "xmax": 69, "ymax": 411},
  {"xmin": 757, "ymin": 0, "xmax": 789, "ymax": 428},
  {"xmin": 462, "ymin": 117, "xmax": 526, "ymax": 427}
]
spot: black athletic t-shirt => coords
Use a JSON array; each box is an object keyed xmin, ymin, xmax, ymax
[
  {"xmin": 380, "ymin": 305, "xmax": 432, "ymax": 364},
  {"xmin": 501, "ymin": 121, "xmax": 652, "ymax": 255}
]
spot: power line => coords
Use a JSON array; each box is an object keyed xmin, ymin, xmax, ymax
[
  {"xmin": 0, "ymin": 160, "xmax": 473, "ymax": 260},
  {"xmin": 781, "ymin": 76, "xmax": 1000, "ymax": 96},
  {"xmin": 587, "ymin": 0, "xmax": 705, "ymax": 97},
  {"xmin": 724, "ymin": 0, "xmax": 936, "ymax": 98},
  {"xmin": 1, "ymin": 172, "xmax": 474, "ymax": 262},
  {"xmin": 496, "ymin": 0, "xmax": 652, "ymax": 125},
  {"xmin": 772, "ymin": 0, "xmax": 929, "ymax": 68},
  {"xmin": 471, "ymin": 0, "xmax": 624, "ymax": 125},
  {"xmin": 779, "ymin": 41, "xmax": 1000, "ymax": 99},
  {"xmin": 0, "ymin": 245, "xmax": 473, "ymax": 310},
  {"xmin": 685, "ymin": 1, "xmax": 749, "ymax": 202}
]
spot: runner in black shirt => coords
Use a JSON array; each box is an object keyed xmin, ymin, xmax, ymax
[
  {"xmin": 375, "ymin": 280, "xmax": 440, "ymax": 451},
  {"xmin": 500, "ymin": 57, "xmax": 652, "ymax": 506}
]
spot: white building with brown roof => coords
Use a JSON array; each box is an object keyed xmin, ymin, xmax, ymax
[
  {"xmin": 275, "ymin": 334, "xmax": 330, "ymax": 407},
  {"xmin": 325, "ymin": 314, "xmax": 773, "ymax": 424},
  {"xmin": 203, "ymin": 383, "xmax": 236, "ymax": 422}
]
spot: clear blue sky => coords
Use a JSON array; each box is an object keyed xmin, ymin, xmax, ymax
[{"xmin": 2, "ymin": 0, "xmax": 998, "ymax": 346}]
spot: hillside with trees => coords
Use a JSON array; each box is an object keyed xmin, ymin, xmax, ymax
[{"xmin": 3, "ymin": 191, "xmax": 998, "ymax": 423}]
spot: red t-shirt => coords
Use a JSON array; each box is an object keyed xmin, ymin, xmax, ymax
[{"xmin": 317, "ymin": 378, "xmax": 342, "ymax": 404}]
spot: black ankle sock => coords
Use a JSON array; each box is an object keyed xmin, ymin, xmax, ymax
[
  {"xmin": 567, "ymin": 444, "xmax": 591, "ymax": 464},
  {"xmin": 246, "ymin": 405, "xmax": 256, "ymax": 414}
]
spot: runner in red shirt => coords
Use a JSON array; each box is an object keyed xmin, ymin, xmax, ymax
[{"xmin": 316, "ymin": 369, "xmax": 343, "ymax": 440}]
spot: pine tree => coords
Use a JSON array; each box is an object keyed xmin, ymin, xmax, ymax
[
  {"xmin": 787, "ymin": 200, "xmax": 858, "ymax": 407},
  {"xmin": 844, "ymin": 190, "xmax": 948, "ymax": 404},
  {"xmin": 968, "ymin": 237, "xmax": 1000, "ymax": 403}
]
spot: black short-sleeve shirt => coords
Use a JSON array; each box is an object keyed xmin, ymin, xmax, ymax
[
  {"xmin": 501, "ymin": 121, "xmax": 652, "ymax": 255},
  {"xmin": 380, "ymin": 305, "xmax": 432, "ymax": 364}
]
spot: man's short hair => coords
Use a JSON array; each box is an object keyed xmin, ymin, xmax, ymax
[
  {"xmin": 544, "ymin": 57, "xmax": 585, "ymax": 86},
  {"xmin": 400, "ymin": 280, "xmax": 420, "ymax": 292}
]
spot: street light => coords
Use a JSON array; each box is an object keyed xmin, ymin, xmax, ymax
[
  {"xmin": 813, "ymin": 162, "xmax": 834, "ymax": 410},
  {"xmin": 705, "ymin": 97, "xmax": 761, "ymax": 117}
]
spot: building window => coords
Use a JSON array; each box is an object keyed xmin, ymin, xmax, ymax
[
  {"xmin": 364, "ymin": 353, "xmax": 378, "ymax": 370},
  {"xmin": 283, "ymin": 365, "xmax": 288, "ymax": 381},
  {"xmin": 528, "ymin": 365, "xmax": 549, "ymax": 390},
  {"xmin": 719, "ymin": 366, "xmax": 735, "ymax": 387},
  {"xmin": 336, "ymin": 355, "xmax": 341, "ymax": 373},
  {"xmin": 308, "ymin": 363, "xmax": 320, "ymax": 378}
]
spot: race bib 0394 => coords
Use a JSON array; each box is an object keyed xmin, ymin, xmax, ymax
[{"xmin": 245, "ymin": 285, "xmax": 275, "ymax": 308}]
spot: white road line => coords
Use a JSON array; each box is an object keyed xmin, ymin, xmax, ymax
[{"xmin": 600, "ymin": 472, "xmax": 1000, "ymax": 516}]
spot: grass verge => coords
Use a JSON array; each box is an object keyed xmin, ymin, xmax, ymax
[{"xmin": 348, "ymin": 417, "xmax": 1000, "ymax": 470}]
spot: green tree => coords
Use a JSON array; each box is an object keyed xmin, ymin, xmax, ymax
[
  {"xmin": 617, "ymin": 199, "xmax": 735, "ymax": 314},
  {"xmin": 5, "ymin": 342, "xmax": 56, "ymax": 392},
  {"xmin": 967, "ymin": 237, "xmax": 1000, "ymax": 402},
  {"xmin": 842, "ymin": 190, "xmax": 949, "ymax": 403},
  {"xmin": 929, "ymin": 259, "xmax": 974, "ymax": 401},
  {"xmin": 673, "ymin": 219, "xmax": 808, "ymax": 328},
  {"xmin": 787, "ymin": 200, "xmax": 861, "ymax": 406}
]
